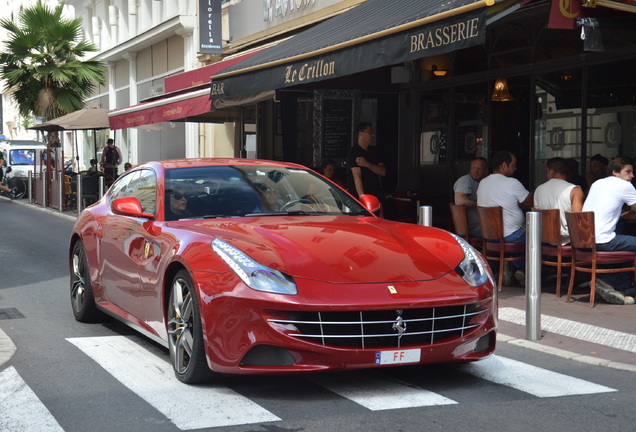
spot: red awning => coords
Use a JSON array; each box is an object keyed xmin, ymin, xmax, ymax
[{"xmin": 109, "ymin": 89, "xmax": 211, "ymax": 130}]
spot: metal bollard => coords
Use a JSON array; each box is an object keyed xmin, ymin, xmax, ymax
[
  {"xmin": 99, "ymin": 176, "xmax": 106, "ymax": 198},
  {"xmin": 42, "ymin": 171, "xmax": 46, "ymax": 209},
  {"xmin": 59, "ymin": 170, "xmax": 64, "ymax": 213},
  {"xmin": 525, "ymin": 211, "xmax": 542, "ymax": 341},
  {"xmin": 28, "ymin": 170, "xmax": 33, "ymax": 204},
  {"xmin": 418, "ymin": 206, "xmax": 433, "ymax": 227},
  {"xmin": 77, "ymin": 173, "xmax": 83, "ymax": 217}
]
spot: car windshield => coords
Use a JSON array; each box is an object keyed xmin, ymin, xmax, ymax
[
  {"xmin": 163, "ymin": 165, "xmax": 371, "ymax": 220},
  {"xmin": 9, "ymin": 149, "xmax": 35, "ymax": 165}
]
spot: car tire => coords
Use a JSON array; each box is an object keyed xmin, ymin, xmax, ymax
[
  {"xmin": 167, "ymin": 269, "xmax": 214, "ymax": 384},
  {"xmin": 70, "ymin": 241, "xmax": 102, "ymax": 322}
]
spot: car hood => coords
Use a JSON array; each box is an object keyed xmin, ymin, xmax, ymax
[{"xmin": 178, "ymin": 216, "xmax": 465, "ymax": 284}]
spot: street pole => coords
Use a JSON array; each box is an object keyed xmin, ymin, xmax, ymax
[{"xmin": 526, "ymin": 211, "xmax": 541, "ymax": 341}]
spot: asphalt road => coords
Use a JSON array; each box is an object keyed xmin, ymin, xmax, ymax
[{"xmin": 0, "ymin": 199, "xmax": 634, "ymax": 432}]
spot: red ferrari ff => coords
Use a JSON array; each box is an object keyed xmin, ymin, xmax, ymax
[{"xmin": 69, "ymin": 159, "xmax": 496, "ymax": 383}]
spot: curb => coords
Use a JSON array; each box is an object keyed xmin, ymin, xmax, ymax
[
  {"xmin": 0, "ymin": 327, "xmax": 17, "ymax": 369},
  {"xmin": 498, "ymin": 333, "xmax": 636, "ymax": 372},
  {"xmin": 1, "ymin": 195, "xmax": 77, "ymax": 221}
]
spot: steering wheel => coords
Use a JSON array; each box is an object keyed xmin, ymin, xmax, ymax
[{"xmin": 280, "ymin": 198, "xmax": 315, "ymax": 211}]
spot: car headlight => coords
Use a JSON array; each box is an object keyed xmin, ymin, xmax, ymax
[
  {"xmin": 450, "ymin": 233, "xmax": 489, "ymax": 287},
  {"xmin": 212, "ymin": 238, "xmax": 297, "ymax": 295}
]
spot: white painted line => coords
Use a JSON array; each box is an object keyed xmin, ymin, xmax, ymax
[
  {"xmin": 499, "ymin": 307, "xmax": 636, "ymax": 353},
  {"xmin": 67, "ymin": 336, "xmax": 280, "ymax": 430},
  {"xmin": 312, "ymin": 371, "xmax": 457, "ymax": 411},
  {"xmin": 459, "ymin": 355, "xmax": 616, "ymax": 397},
  {"xmin": 0, "ymin": 366, "xmax": 65, "ymax": 432}
]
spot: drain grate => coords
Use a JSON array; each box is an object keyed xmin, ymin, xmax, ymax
[{"xmin": 0, "ymin": 308, "xmax": 25, "ymax": 320}]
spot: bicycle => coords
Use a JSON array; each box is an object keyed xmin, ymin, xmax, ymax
[{"xmin": 0, "ymin": 166, "xmax": 27, "ymax": 199}]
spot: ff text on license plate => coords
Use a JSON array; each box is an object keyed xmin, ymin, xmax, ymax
[{"xmin": 375, "ymin": 349, "xmax": 421, "ymax": 365}]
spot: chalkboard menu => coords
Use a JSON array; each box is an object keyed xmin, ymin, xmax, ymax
[{"xmin": 322, "ymin": 98, "xmax": 354, "ymax": 159}]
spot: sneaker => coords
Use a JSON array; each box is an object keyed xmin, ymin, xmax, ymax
[
  {"xmin": 8, "ymin": 187, "xmax": 17, "ymax": 199},
  {"xmin": 624, "ymin": 296, "xmax": 635, "ymax": 305},
  {"xmin": 595, "ymin": 279, "xmax": 627, "ymax": 305},
  {"xmin": 514, "ymin": 270, "xmax": 525, "ymax": 287}
]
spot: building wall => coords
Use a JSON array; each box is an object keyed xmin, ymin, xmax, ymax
[
  {"xmin": 0, "ymin": 0, "xmax": 68, "ymax": 143},
  {"xmin": 66, "ymin": 0, "xmax": 197, "ymax": 169}
]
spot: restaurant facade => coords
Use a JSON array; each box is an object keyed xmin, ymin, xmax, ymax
[
  {"xmin": 206, "ymin": 0, "xmax": 636, "ymax": 225},
  {"xmin": 78, "ymin": 0, "xmax": 636, "ymax": 226}
]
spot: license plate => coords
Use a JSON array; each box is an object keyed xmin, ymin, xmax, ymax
[{"xmin": 375, "ymin": 349, "xmax": 421, "ymax": 365}]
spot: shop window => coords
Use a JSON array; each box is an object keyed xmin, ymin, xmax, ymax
[
  {"xmin": 490, "ymin": 25, "xmax": 531, "ymax": 69},
  {"xmin": 586, "ymin": 59, "xmax": 636, "ymax": 160},
  {"xmin": 453, "ymin": 46, "xmax": 488, "ymax": 76},
  {"xmin": 533, "ymin": 68, "xmax": 583, "ymax": 186},
  {"xmin": 420, "ymin": 93, "xmax": 449, "ymax": 165}
]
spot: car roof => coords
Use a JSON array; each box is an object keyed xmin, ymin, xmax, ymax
[{"xmin": 149, "ymin": 158, "xmax": 309, "ymax": 170}]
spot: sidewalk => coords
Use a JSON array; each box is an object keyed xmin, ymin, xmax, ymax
[
  {"xmin": 1, "ymin": 197, "xmax": 635, "ymax": 371},
  {"xmin": 498, "ymin": 279, "xmax": 636, "ymax": 371}
]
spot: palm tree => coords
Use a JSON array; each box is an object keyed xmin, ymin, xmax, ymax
[{"xmin": 0, "ymin": 1, "xmax": 106, "ymax": 121}]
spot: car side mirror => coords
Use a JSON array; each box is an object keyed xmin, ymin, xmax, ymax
[
  {"xmin": 112, "ymin": 196, "xmax": 154, "ymax": 219},
  {"xmin": 359, "ymin": 194, "xmax": 381, "ymax": 214}
]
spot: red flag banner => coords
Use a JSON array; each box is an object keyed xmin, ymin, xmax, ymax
[{"xmin": 548, "ymin": 0, "xmax": 582, "ymax": 29}]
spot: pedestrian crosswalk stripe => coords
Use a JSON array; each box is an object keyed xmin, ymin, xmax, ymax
[
  {"xmin": 499, "ymin": 307, "xmax": 636, "ymax": 353},
  {"xmin": 458, "ymin": 355, "xmax": 616, "ymax": 397},
  {"xmin": 0, "ymin": 366, "xmax": 65, "ymax": 432},
  {"xmin": 311, "ymin": 371, "xmax": 457, "ymax": 410},
  {"xmin": 67, "ymin": 336, "xmax": 280, "ymax": 430}
]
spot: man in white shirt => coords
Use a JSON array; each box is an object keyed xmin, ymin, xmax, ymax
[
  {"xmin": 454, "ymin": 157, "xmax": 488, "ymax": 237},
  {"xmin": 534, "ymin": 157, "xmax": 584, "ymax": 245},
  {"xmin": 583, "ymin": 156, "xmax": 636, "ymax": 305},
  {"xmin": 477, "ymin": 151, "xmax": 533, "ymax": 285}
]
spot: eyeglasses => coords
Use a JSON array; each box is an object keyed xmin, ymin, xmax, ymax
[
  {"xmin": 361, "ymin": 130, "xmax": 375, "ymax": 135},
  {"xmin": 172, "ymin": 192, "xmax": 189, "ymax": 200}
]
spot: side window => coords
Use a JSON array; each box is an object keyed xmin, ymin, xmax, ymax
[
  {"xmin": 130, "ymin": 170, "xmax": 157, "ymax": 214},
  {"xmin": 109, "ymin": 171, "xmax": 136, "ymax": 201},
  {"xmin": 109, "ymin": 169, "xmax": 157, "ymax": 214}
]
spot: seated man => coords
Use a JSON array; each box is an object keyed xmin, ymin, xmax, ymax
[
  {"xmin": 165, "ymin": 183, "xmax": 193, "ymax": 220},
  {"xmin": 534, "ymin": 157, "xmax": 584, "ymax": 245},
  {"xmin": 582, "ymin": 156, "xmax": 636, "ymax": 305},
  {"xmin": 477, "ymin": 151, "xmax": 533, "ymax": 285},
  {"xmin": 453, "ymin": 157, "xmax": 488, "ymax": 237}
]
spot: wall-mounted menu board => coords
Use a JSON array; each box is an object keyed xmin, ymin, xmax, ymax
[
  {"xmin": 322, "ymin": 98, "xmax": 354, "ymax": 158},
  {"xmin": 313, "ymin": 90, "xmax": 359, "ymax": 167}
]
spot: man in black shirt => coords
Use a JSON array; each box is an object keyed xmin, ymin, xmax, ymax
[{"xmin": 346, "ymin": 122, "xmax": 386, "ymax": 202}]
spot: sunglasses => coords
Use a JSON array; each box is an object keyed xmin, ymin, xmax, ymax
[{"xmin": 172, "ymin": 192, "xmax": 189, "ymax": 200}]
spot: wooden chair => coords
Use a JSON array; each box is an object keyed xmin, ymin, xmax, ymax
[
  {"xmin": 476, "ymin": 206, "xmax": 525, "ymax": 291},
  {"xmin": 565, "ymin": 211, "xmax": 636, "ymax": 307},
  {"xmin": 532, "ymin": 208, "xmax": 572, "ymax": 298},
  {"xmin": 449, "ymin": 203, "xmax": 481, "ymax": 248}
]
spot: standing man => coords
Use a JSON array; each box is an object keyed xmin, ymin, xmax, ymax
[
  {"xmin": 477, "ymin": 151, "xmax": 533, "ymax": 284},
  {"xmin": 582, "ymin": 156, "xmax": 636, "ymax": 304},
  {"xmin": 454, "ymin": 157, "xmax": 488, "ymax": 237},
  {"xmin": 534, "ymin": 157, "xmax": 584, "ymax": 245},
  {"xmin": 346, "ymin": 122, "xmax": 386, "ymax": 211},
  {"xmin": 100, "ymin": 138, "xmax": 122, "ymax": 179}
]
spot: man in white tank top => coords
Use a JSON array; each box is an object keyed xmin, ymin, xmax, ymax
[{"xmin": 534, "ymin": 157, "xmax": 584, "ymax": 245}]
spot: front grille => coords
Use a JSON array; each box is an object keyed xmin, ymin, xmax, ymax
[{"xmin": 268, "ymin": 303, "xmax": 489, "ymax": 349}]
